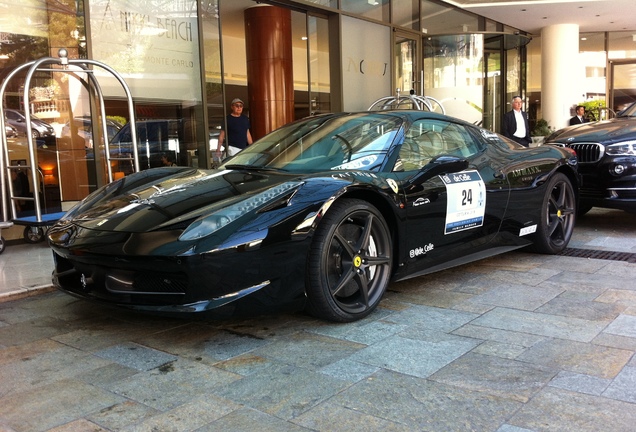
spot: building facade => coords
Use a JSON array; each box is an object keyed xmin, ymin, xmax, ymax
[{"xmin": 1, "ymin": 0, "xmax": 635, "ymax": 222}]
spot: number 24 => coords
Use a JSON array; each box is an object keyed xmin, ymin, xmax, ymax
[{"xmin": 461, "ymin": 188, "xmax": 473, "ymax": 206}]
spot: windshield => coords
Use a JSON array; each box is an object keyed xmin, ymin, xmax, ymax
[
  {"xmin": 617, "ymin": 102, "xmax": 636, "ymax": 118},
  {"xmin": 220, "ymin": 113, "xmax": 403, "ymax": 172}
]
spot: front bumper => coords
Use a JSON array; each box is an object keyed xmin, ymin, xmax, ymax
[
  {"xmin": 578, "ymin": 155, "xmax": 636, "ymax": 212},
  {"xmin": 49, "ymin": 227, "xmax": 310, "ymax": 316}
]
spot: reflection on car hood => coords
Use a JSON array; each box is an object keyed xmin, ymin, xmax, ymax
[
  {"xmin": 547, "ymin": 117, "xmax": 636, "ymax": 145},
  {"xmin": 68, "ymin": 168, "xmax": 301, "ymax": 233}
]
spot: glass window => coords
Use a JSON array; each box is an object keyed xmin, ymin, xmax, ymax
[
  {"xmin": 398, "ymin": 119, "xmax": 481, "ymax": 171},
  {"xmin": 308, "ymin": 16, "xmax": 331, "ymax": 115},
  {"xmin": 1, "ymin": 1, "xmax": 88, "ymax": 208},
  {"xmin": 341, "ymin": 16, "xmax": 391, "ymax": 111},
  {"xmin": 293, "ymin": 11, "xmax": 310, "ymax": 119},
  {"xmin": 393, "ymin": 0, "xmax": 419, "ymax": 31},
  {"xmin": 306, "ymin": 0, "xmax": 337, "ymax": 7},
  {"xmin": 423, "ymin": 34, "xmax": 484, "ymax": 124},
  {"xmin": 609, "ymin": 31, "xmax": 636, "ymax": 59},
  {"xmin": 485, "ymin": 19, "xmax": 498, "ymax": 33},
  {"xmin": 421, "ymin": 1, "xmax": 478, "ymax": 35},
  {"xmin": 201, "ymin": 0, "xmax": 224, "ymax": 165},
  {"xmin": 341, "ymin": 0, "xmax": 390, "ymax": 23}
]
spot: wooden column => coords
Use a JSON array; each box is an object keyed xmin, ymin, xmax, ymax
[{"xmin": 244, "ymin": 5, "xmax": 294, "ymax": 140}]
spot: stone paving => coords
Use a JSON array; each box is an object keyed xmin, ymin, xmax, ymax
[{"xmin": 0, "ymin": 208, "xmax": 635, "ymax": 431}]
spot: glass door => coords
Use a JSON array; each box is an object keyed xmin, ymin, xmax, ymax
[
  {"xmin": 609, "ymin": 60, "xmax": 636, "ymax": 112},
  {"xmin": 394, "ymin": 32, "xmax": 419, "ymax": 96},
  {"xmin": 308, "ymin": 15, "xmax": 331, "ymax": 115},
  {"xmin": 484, "ymin": 49, "xmax": 502, "ymax": 132}
]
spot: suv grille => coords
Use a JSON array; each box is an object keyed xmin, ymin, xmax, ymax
[{"xmin": 566, "ymin": 143, "xmax": 603, "ymax": 163}]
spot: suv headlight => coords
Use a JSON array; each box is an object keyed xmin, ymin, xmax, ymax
[{"xmin": 606, "ymin": 141, "xmax": 636, "ymax": 156}]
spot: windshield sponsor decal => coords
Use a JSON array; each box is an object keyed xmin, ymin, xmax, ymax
[
  {"xmin": 480, "ymin": 130, "xmax": 499, "ymax": 140},
  {"xmin": 331, "ymin": 171, "xmax": 378, "ymax": 180},
  {"xmin": 332, "ymin": 155, "xmax": 378, "ymax": 170},
  {"xmin": 410, "ymin": 243, "xmax": 434, "ymax": 258},
  {"xmin": 441, "ymin": 170, "xmax": 486, "ymax": 234},
  {"xmin": 519, "ymin": 224, "xmax": 537, "ymax": 236}
]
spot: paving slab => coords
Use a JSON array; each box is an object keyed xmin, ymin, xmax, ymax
[
  {"xmin": 508, "ymin": 387, "xmax": 636, "ymax": 432},
  {"xmin": 429, "ymin": 352, "xmax": 556, "ymax": 402},
  {"xmin": 516, "ymin": 338, "xmax": 633, "ymax": 379},
  {"xmin": 328, "ymin": 369, "xmax": 523, "ymax": 431},
  {"xmin": 470, "ymin": 307, "xmax": 608, "ymax": 342},
  {"xmin": 0, "ymin": 207, "xmax": 635, "ymax": 431}
]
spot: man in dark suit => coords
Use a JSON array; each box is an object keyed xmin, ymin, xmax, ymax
[
  {"xmin": 502, "ymin": 95, "xmax": 531, "ymax": 147},
  {"xmin": 569, "ymin": 105, "xmax": 589, "ymax": 125}
]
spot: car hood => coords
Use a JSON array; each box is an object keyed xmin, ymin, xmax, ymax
[
  {"xmin": 547, "ymin": 117, "xmax": 636, "ymax": 145},
  {"xmin": 60, "ymin": 167, "xmax": 336, "ymax": 233}
]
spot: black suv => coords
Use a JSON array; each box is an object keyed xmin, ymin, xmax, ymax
[{"xmin": 546, "ymin": 102, "xmax": 636, "ymax": 214}]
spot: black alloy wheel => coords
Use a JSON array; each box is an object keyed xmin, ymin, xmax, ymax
[
  {"xmin": 306, "ymin": 198, "xmax": 392, "ymax": 322},
  {"xmin": 532, "ymin": 172, "xmax": 576, "ymax": 254}
]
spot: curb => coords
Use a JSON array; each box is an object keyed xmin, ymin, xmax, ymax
[{"xmin": 0, "ymin": 285, "xmax": 56, "ymax": 303}]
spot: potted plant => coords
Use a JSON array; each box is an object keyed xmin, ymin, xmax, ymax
[{"xmin": 531, "ymin": 119, "xmax": 553, "ymax": 146}]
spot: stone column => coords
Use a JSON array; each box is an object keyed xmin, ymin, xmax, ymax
[{"xmin": 541, "ymin": 24, "xmax": 582, "ymax": 129}]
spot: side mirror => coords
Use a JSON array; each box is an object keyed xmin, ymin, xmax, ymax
[{"xmin": 407, "ymin": 154, "xmax": 469, "ymax": 188}]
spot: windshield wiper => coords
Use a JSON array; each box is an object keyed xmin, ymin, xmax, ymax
[{"xmin": 225, "ymin": 164, "xmax": 287, "ymax": 172}]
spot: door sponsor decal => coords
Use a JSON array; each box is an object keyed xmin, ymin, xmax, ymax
[
  {"xmin": 441, "ymin": 171, "xmax": 486, "ymax": 234},
  {"xmin": 410, "ymin": 243, "xmax": 434, "ymax": 258},
  {"xmin": 519, "ymin": 224, "xmax": 537, "ymax": 236}
]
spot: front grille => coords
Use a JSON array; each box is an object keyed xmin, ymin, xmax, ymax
[
  {"xmin": 566, "ymin": 143, "xmax": 603, "ymax": 163},
  {"xmin": 103, "ymin": 268, "xmax": 188, "ymax": 294},
  {"xmin": 53, "ymin": 252, "xmax": 188, "ymax": 296},
  {"xmin": 133, "ymin": 272, "xmax": 188, "ymax": 294}
]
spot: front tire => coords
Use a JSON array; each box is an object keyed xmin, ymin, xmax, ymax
[
  {"xmin": 306, "ymin": 199, "xmax": 392, "ymax": 322},
  {"xmin": 531, "ymin": 172, "xmax": 576, "ymax": 254}
]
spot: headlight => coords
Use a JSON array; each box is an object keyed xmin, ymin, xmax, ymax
[
  {"xmin": 605, "ymin": 141, "xmax": 636, "ymax": 156},
  {"xmin": 178, "ymin": 181, "xmax": 302, "ymax": 241}
]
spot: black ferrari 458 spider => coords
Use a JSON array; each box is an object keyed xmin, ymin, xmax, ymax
[{"xmin": 48, "ymin": 111, "xmax": 579, "ymax": 322}]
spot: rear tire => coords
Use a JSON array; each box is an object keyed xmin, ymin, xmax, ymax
[
  {"xmin": 531, "ymin": 172, "xmax": 576, "ymax": 254},
  {"xmin": 306, "ymin": 199, "xmax": 392, "ymax": 322}
]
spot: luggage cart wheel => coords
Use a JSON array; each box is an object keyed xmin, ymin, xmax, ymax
[
  {"xmin": 0, "ymin": 236, "xmax": 5, "ymax": 254},
  {"xmin": 24, "ymin": 226, "xmax": 45, "ymax": 243}
]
